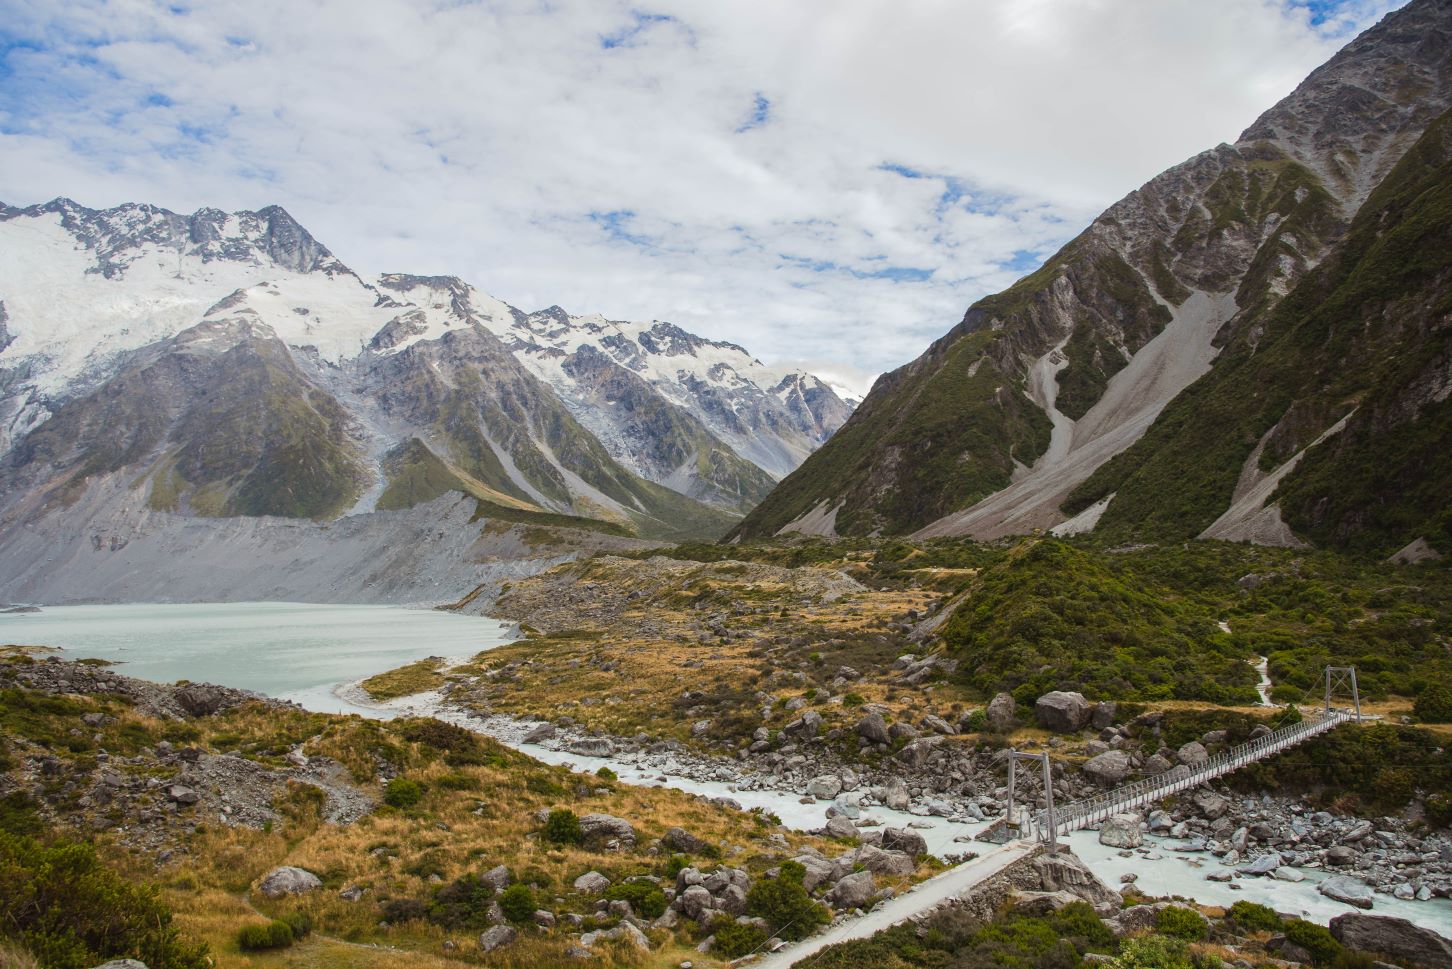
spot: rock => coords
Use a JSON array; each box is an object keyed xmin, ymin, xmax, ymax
[
  {"xmin": 807, "ymin": 775, "xmax": 843, "ymax": 800},
  {"xmin": 1083, "ymin": 750, "xmax": 1133, "ymax": 785},
  {"xmin": 853, "ymin": 845, "xmax": 915, "ymax": 877},
  {"xmin": 173, "ymin": 683, "xmax": 233, "ymax": 716},
  {"xmin": 339, "ymin": 885, "xmax": 366, "ymax": 902},
  {"xmin": 1191, "ymin": 789, "xmax": 1230, "ymax": 820},
  {"xmin": 856, "ymin": 713, "xmax": 890, "ymax": 745},
  {"xmin": 826, "ymin": 871, "xmax": 876, "ymax": 909},
  {"xmin": 1238, "ymin": 853, "xmax": 1281, "ymax": 876},
  {"xmin": 985, "ymin": 692, "xmax": 1017, "ymax": 732},
  {"xmin": 922, "ymin": 714, "xmax": 955, "ymax": 735},
  {"xmin": 1035, "ymin": 691, "xmax": 1091, "ymax": 732},
  {"xmin": 1010, "ymin": 890, "xmax": 1084, "ymax": 915},
  {"xmin": 533, "ymin": 909, "xmax": 556, "ymax": 929},
  {"xmin": 883, "ymin": 779, "xmax": 910, "ymax": 811},
  {"xmin": 824, "ymin": 815, "xmax": 859, "ymax": 839},
  {"xmin": 783, "ymin": 711, "xmax": 822, "ymax": 740},
  {"xmin": 1319, "ymin": 875, "xmax": 1376, "ymax": 909},
  {"xmin": 563, "ymin": 943, "xmax": 595, "ymax": 959},
  {"xmin": 1331, "ymin": 913, "xmax": 1452, "ymax": 969},
  {"xmin": 1325, "ymin": 845, "xmax": 1356, "ymax": 866},
  {"xmin": 574, "ymin": 871, "xmax": 611, "ymax": 894},
  {"xmin": 482, "ymin": 864, "xmax": 512, "ymax": 891},
  {"xmin": 1091, "ymin": 702, "xmax": 1117, "ymax": 731},
  {"xmin": 91, "ymin": 962, "xmax": 149, "ymax": 969},
  {"xmin": 521, "ymin": 722, "xmax": 556, "ymax": 743},
  {"xmin": 1099, "ymin": 813, "xmax": 1143, "ymax": 849},
  {"xmin": 567, "ymin": 737, "xmax": 614, "ymax": 756},
  {"xmin": 1147, "ymin": 810, "xmax": 1175, "ymax": 832},
  {"xmin": 257, "ymin": 866, "xmax": 321, "ymax": 899},
  {"xmin": 165, "ymin": 785, "xmax": 199, "ymax": 806},
  {"xmin": 793, "ymin": 855, "xmax": 836, "ymax": 891},
  {"xmin": 1031, "ymin": 853, "xmax": 1122, "ymax": 913},
  {"xmin": 1142, "ymin": 753, "xmax": 1173, "ymax": 775},
  {"xmin": 881, "ymin": 827, "xmax": 927, "ymax": 857},
  {"xmin": 479, "ymin": 924, "xmax": 517, "ymax": 952},
  {"xmin": 1177, "ymin": 741, "xmax": 1209, "ymax": 766},
  {"xmin": 579, "ymin": 813, "xmax": 636, "ymax": 847},
  {"xmin": 662, "ymin": 827, "xmax": 713, "ymax": 855},
  {"xmin": 1272, "ymin": 867, "xmax": 1306, "ymax": 882},
  {"xmin": 888, "ymin": 722, "xmax": 918, "ymax": 742},
  {"xmin": 675, "ymin": 885, "xmax": 713, "ymax": 919}
]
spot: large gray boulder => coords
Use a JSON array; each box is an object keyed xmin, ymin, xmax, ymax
[
  {"xmin": 881, "ymin": 827, "xmax": 928, "ymax": 857},
  {"xmin": 479, "ymin": 924, "xmax": 517, "ymax": 952},
  {"xmin": 852, "ymin": 844, "xmax": 915, "ymax": 877},
  {"xmin": 1031, "ymin": 853, "xmax": 1122, "ymax": 913},
  {"xmin": 1035, "ymin": 692, "xmax": 1091, "ymax": 732},
  {"xmin": 1330, "ymin": 913, "xmax": 1452, "ymax": 969},
  {"xmin": 783, "ymin": 711, "xmax": 822, "ymax": 740},
  {"xmin": 1191, "ymin": 789, "xmax": 1229, "ymax": 820},
  {"xmin": 257, "ymin": 866, "xmax": 322, "ymax": 899},
  {"xmin": 986, "ymin": 692, "xmax": 1017, "ymax": 732},
  {"xmin": 807, "ymin": 774, "xmax": 843, "ymax": 800},
  {"xmin": 91, "ymin": 963, "xmax": 149, "ymax": 969},
  {"xmin": 1083, "ymin": 750, "xmax": 1133, "ymax": 785},
  {"xmin": 1319, "ymin": 875, "xmax": 1376, "ymax": 909},
  {"xmin": 856, "ymin": 713, "xmax": 890, "ymax": 745},
  {"xmin": 1098, "ymin": 813, "xmax": 1143, "ymax": 849},
  {"xmin": 579, "ymin": 813, "xmax": 636, "ymax": 847},
  {"xmin": 662, "ymin": 826, "xmax": 713, "ymax": 855},
  {"xmin": 574, "ymin": 871, "xmax": 611, "ymax": 894},
  {"xmin": 826, "ymin": 871, "xmax": 876, "ymax": 909},
  {"xmin": 1177, "ymin": 741, "xmax": 1209, "ymax": 766}
]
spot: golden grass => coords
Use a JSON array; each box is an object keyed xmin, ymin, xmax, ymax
[
  {"xmin": 0, "ymin": 941, "xmax": 40, "ymax": 969},
  {"xmin": 361, "ymin": 658, "xmax": 448, "ymax": 701}
]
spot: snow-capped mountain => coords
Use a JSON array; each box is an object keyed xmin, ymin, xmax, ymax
[{"xmin": 0, "ymin": 198, "xmax": 851, "ymax": 544}]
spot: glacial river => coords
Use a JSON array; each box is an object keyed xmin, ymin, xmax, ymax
[{"xmin": 5, "ymin": 602, "xmax": 1450, "ymax": 934}]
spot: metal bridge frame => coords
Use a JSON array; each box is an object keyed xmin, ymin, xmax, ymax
[{"xmin": 1005, "ymin": 665, "xmax": 1362, "ymax": 844}]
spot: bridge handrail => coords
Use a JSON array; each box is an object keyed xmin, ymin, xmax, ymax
[{"xmin": 1031, "ymin": 708, "xmax": 1353, "ymax": 837}]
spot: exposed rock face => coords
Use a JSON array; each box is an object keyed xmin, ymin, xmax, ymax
[
  {"xmin": 1035, "ymin": 692, "xmax": 1092, "ymax": 732},
  {"xmin": 1098, "ymin": 814, "xmax": 1143, "ymax": 849},
  {"xmin": 578, "ymin": 813, "xmax": 637, "ymax": 848},
  {"xmin": 986, "ymin": 692, "xmax": 1018, "ymax": 732},
  {"xmin": 258, "ymin": 866, "xmax": 322, "ymax": 899},
  {"xmin": 478, "ymin": 925, "xmax": 517, "ymax": 952},
  {"xmin": 1330, "ymin": 913, "xmax": 1452, "ymax": 969},
  {"xmin": 1031, "ymin": 853, "xmax": 1123, "ymax": 914},
  {"xmin": 857, "ymin": 713, "xmax": 891, "ymax": 745},
  {"xmin": 573, "ymin": 871, "xmax": 611, "ymax": 894},
  {"xmin": 826, "ymin": 871, "xmax": 877, "ymax": 909},
  {"xmin": 1319, "ymin": 874, "xmax": 1376, "ymax": 909},
  {"xmin": 1083, "ymin": 751, "xmax": 1133, "ymax": 785}
]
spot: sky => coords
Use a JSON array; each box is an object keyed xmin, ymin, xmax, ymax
[{"xmin": 0, "ymin": 0, "xmax": 1408, "ymax": 399}]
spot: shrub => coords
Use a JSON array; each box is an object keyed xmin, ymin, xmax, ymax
[
  {"xmin": 236, "ymin": 920, "xmax": 294, "ymax": 952},
  {"xmin": 713, "ymin": 920, "xmax": 769, "ymax": 958},
  {"xmin": 1285, "ymin": 919, "xmax": 1343, "ymax": 967},
  {"xmin": 278, "ymin": 911, "xmax": 312, "ymax": 940},
  {"xmin": 0, "ymin": 832, "xmax": 210, "ymax": 969},
  {"xmin": 542, "ymin": 808, "xmax": 583, "ymax": 845},
  {"xmin": 1226, "ymin": 900, "xmax": 1283, "ymax": 933},
  {"xmin": 382, "ymin": 777, "xmax": 426, "ymax": 809},
  {"xmin": 380, "ymin": 897, "xmax": 428, "ymax": 924},
  {"xmin": 429, "ymin": 874, "xmax": 495, "ymax": 929},
  {"xmin": 746, "ymin": 861, "xmax": 828, "ymax": 942},
  {"xmin": 664, "ymin": 855, "xmax": 691, "ymax": 878},
  {"xmin": 1330, "ymin": 952, "xmax": 1376, "ymax": 969},
  {"xmin": 963, "ymin": 708, "xmax": 988, "ymax": 732},
  {"xmin": 1156, "ymin": 906, "xmax": 1207, "ymax": 940},
  {"xmin": 595, "ymin": 766, "xmax": 617, "ymax": 781},
  {"xmin": 498, "ymin": 883, "xmax": 535, "ymax": 923},
  {"xmin": 1112, "ymin": 935, "xmax": 1193, "ymax": 969},
  {"xmin": 435, "ymin": 772, "xmax": 478, "ymax": 791},
  {"xmin": 843, "ymin": 693, "xmax": 866, "ymax": 707},
  {"xmin": 1415, "ymin": 684, "xmax": 1452, "ymax": 723},
  {"xmin": 604, "ymin": 881, "xmax": 667, "ymax": 919}
]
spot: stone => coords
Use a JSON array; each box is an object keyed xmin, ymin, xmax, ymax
[
  {"xmin": 574, "ymin": 871, "xmax": 611, "ymax": 894},
  {"xmin": 173, "ymin": 683, "xmax": 233, "ymax": 716},
  {"xmin": 479, "ymin": 925, "xmax": 517, "ymax": 952},
  {"xmin": 1147, "ymin": 810, "xmax": 1175, "ymax": 832},
  {"xmin": 1319, "ymin": 875, "xmax": 1376, "ymax": 909},
  {"xmin": 91, "ymin": 962, "xmax": 149, "ymax": 969},
  {"xmin": 783, "ymin": 711, "xmax": 822, "ymax": 740},
  {"xmin": 1330, "ymin": 913, "xmax": 1452, "ymax": 969},
  {"xmin": 1091, "ymin": 702, "xmax": 1117, "ymax": 731},
  {"xmin": 1031, "ymin": 853, "xmax": 1122, "ymax": 913},
  {"xmin": 1177, "ymin": 741, "xmax": 1209, "ymax": 766},
  {"xmin": 563, "ymin": 944, "xmax": 595, "ymax": 960},
  {"xmin": 853, "ymin": 845, "xmax": 916, "ymax": 877},
  {"xmin": 662, "ymin": 827, "xmax": 713, "ymax": 855},
  {"xmin": 856, "ymin": 713, "xmax": 890, "ymax": 745},
  {"xmin": 567, "ymin": 737, "xmax": 614, "ymax": 756},
  {"xmin": 826, "ymin": 871, "xmax": 876, "ymax": 909},
  {"xmin": 338, "ymin": 885, "xmax": 366, "ymax": 902},
  {"xmin": 1035, "ymin": 691, "xmax": 1091, "ymax": 732},
  {"xmin": 1272, "ymin": 867, "xmax": 1305, "ymax": 882},
  {"xmin": 985, "ymin": 692, "xmax": 1017, "ymax": 732},
  {"xmin": 824, "ymin": 815, "xmax": 859, "ymax": 839},
  {"xmin": 922, "ymin": 714, "xmax": 955, "ymax": 735},
  {"xmin": 1191, "ymin": 789, "xmax": 1230, "ymax": 820},
  {"xmin": 1142, "ymin": 753, "xmax": 1173, "ymax": 775},
  {"xmin": 883, "ymin": 779, "xmax": 910, "ymax": 811},
  {"xmin": 521, "ymin": 722, "xmax": 556, "ymax": 743},
  {"xmin": 1010, "ymin": 890, "xmax": 1084, "ymax": 915},
  {"xmin": 166, "ymin": 785, "xmax": 199, "ymax": 806},
  {"xmin": 675, "ymin": 885, "xmax": 713, "ymax": 919},
  {"xmin": 881, "ymin": 827, "xmax": 928, "ymax": 857},
  {"xmin": 533, "ymin": 909, "xmax": 556, "ymax": 929},
  {"xmin": 807, "ymin": 775, "xmax": 843, "ymax": 800},
  {"xmin": 1099, "ymin": 813, "xmax": 1143, "ymax": 849},
  {"xmin": 482, "ymin": 864, "xmax": 512, "ymax": 891},
  {"xmin": 1238, "ymin": 853, "xmax": 1281, "ymax": 876},
  {"xmin": 1083, "ymin": 750, "xmax": 1133, "ymax": 785},
  {"xmin": 1325, "ymin": 845, "xmax": 1356, "ymax": 866},
  {"xmin": 257, "ymin": 866, "xmax": 321, "ymax": 899},
  {"xmin": 579, "ymin": 813, "xmax": 636, "ymax": 847},
  {"xmin": 793, "ymin": 855, "xmax": 836, "ymax": 892}
]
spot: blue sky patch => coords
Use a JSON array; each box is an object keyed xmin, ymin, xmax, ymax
[
  {"xmin": 589, "ymin": 209, "xmax": 654, "ymax": 249},
  {"xmin": 600, "ymin": 11, "xmax": 677, "ymax": 50},
  {"xmin": 737, "ymin": 93, "xmax": 770, "ymax": 133}
]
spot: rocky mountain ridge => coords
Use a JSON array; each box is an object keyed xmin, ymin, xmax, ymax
[{"xmin": 733, "ymin": 0, "xmax": 1452, "ymax": 555}]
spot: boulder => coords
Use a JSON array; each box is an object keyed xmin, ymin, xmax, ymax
[
  {"xmin": 482, "ymin": 864, "xmax": 512, "ymax": 891},
  {"xmin": 257, "ymin": 866, "xmax": 321, "ymax": 899},
  {"xmin": 91, "ymin": 963, "xmax": 149, "ymax": 969},
  {"xmin": 1031, "ymin": 853, "xmax": 1122, "ymax": 913},
  {"xmin": 1191, "ymin": 789, "xmax": 1230, "ymax": 820},
  {"xmin": 883, "ymin": 779, "xmax": 911, "ymax": 811},
  {"xmin": 1083, "ymin": 750, "xmax": 1133, "ymax": 785},
  {"xmin": 521, "ymin": 722, "xmax": 556, "ymax": 744},
  {"xmin": 985, "ymin": 692, "xmax": 1017, "ymax": 732},
  {"xmin": 1035, "ymin": 691, "xmax": 1091, "ymax": 732},
  {"xmin": 922, "ymin": 714, "xmax": 955, "ymax": 735},
  {"xmin": 173, "ymin": 683, "xmax": 234, "ymax": 717},
  {"xmin": 662, "ymin": 827, "xmax": 713, "ymax": 855},
  {"xmin": 856, "ymin": 713, "xmax": 890, "ymax": 745},
  {"xmin": 583, "ymin": 921, "xmax": 651, "ymax": 951},
  {"xmin": 824, "ymin": 815, "xmax": 859, "ymax": 839},
  {"xmin": 793, "ymin": 855, "xmax": 836, "ymax": 892},
  {"xmin": 166, "ymin": 785, "xmax": 199, "ymax": 806},
  {"xmin": 1177, "ymin": 741, "xmax": 1209, "ymax": 766},
  {"xmin": 807, "ymin": 775, "xmax": 843, "ymax": 800},
  {"xmin": 579, "ymin": 813, "xmax": 636, "ymax": 847},
  {"xmin": 1238, "ymin": 853, "xmax": 1281, "ymax": 876},
  {"xmin": 1319, "ymin": 875, "xmax": 1376, "ymax": 909},
  {"xmin": 1090, "ymin": 702, "xmax": 1117, "ymax": 731},
  {"xmin": 1098, "ymin": 813, "xmax": 1143, "ymax": 849},
  {"xmin": 852, "ymin": 845, "xmax": 916, "ymax": 877},
  {"xmin": 1010, "ymin": 890, "xmax": 1084, "ymax": 915},
  {"xmin": 675, "ymin": 885, "xmax": 713, "ymax": 919},
  {"xmin": 574, "ymin": 871, "xmax": 611, "ymax": 894},
  {"xmin": 1330, "ymin": 913, "xmax": 1452, "ymax": 969},
  {"xmin": 479, "ymin": 925, "xmax": 517, "ymax": 952},
  {"xmin": 783, "ymin": 711, "xmax": 822, "ymax": 740},
  {"xmin": 881, "ymin": 827, "xmax": 928, "ymax": 857},
  {"xmin": 826, "ymin": 871, "xmax": 876, "ymax": 909}
]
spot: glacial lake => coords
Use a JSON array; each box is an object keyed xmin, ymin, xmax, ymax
[{"xmin": 0, "ymin": 602, "xmax": 515, "ymax": 715}]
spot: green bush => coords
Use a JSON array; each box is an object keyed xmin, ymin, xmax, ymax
[
  {"xmin": 381, "ymin": 897, "xmax": 428, "ymax": 924},
  {"xmin": 0, "ymin": 832, "xmax": 210, "ymax": 969},
  {"xmin": 236, "ymin": 920, "xmax": 294, "ymax": 952},
  {"xmin": 963, "ymin": 708, "xmax": 988, "ymax": 732},
  {"xmin": 434, "ymin": 772, "xmax": 478, "ymax": 791},
  {"xmin": 428, "ymin": 874, "xmax": 495, "ymax": 929},
  {"xmin": 713, "ymin": 920, "xmax": 769, "ymax": 958},
  {"xmin": 382, "ymin": 777, "xmax": 426, "ymax": 809},
  {"xmin": 604, "ymin": 881, "xmax": 667, "ymax": 919},
  {"xmin": 746, "ymin": 861, "xmax": 828, "ymax": 942},
  {"xmin": 1285, "ymin": 919, "xmax": 1343, "ymax": 967},
  {"xmin": 1226, "ymin": 900, "xmax": 1283, "ymax": 932},
  {"xmin": 278, "ymin": 911, "xmax": 311, "ymax": 940},
  {"xmin": 498, "ymin": 883, "xmax": 535, "ymax": 923},
  {"xmin": 1156, "ymin": 906, "xmax": 1207, "ymax": 940},
  {"xmin": 595, "ymin": 766, "xmax": 618, "ymax": 781},
  {"xmin": 542, "ymin": 808, "xmax": 583, "ymax": 845},
  {"xmin": 1415, "ymin": 684, "xmax": 1452, "ymax": 723},
  {"xmin": 1112, "ymin": 935, "xmax": 1194, "ymax": 969},
  {"xmin": 843, "ymin": 693, "xmax": 866, "ymax": 707}
]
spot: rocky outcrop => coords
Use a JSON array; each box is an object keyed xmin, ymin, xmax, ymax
[
  {"xmin": 258, "ymin": 866, "xmax": 322, "ymax": 899},
  {"xmin": 1035, "ymin": 692, "xmax": 1091, "ymax": 732},
  {"xmin": 1330, "ymin": 913, "xmax": 1452, "ymax": 969}
]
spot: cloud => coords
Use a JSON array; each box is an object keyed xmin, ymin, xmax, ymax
[{"xmin": 0, "ymin": 0, "xmax": 1406, "ymax": 377}]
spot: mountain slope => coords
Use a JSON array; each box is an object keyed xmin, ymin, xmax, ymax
[{"xmin": 732, "ymin": 0, "xmax": 1452, "ymax": 548}]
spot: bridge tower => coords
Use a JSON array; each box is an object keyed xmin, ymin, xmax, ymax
[
  {"xmin": 1005, "ymin": 750, "xmax": 1057, "ymax": 847},
  {"xmin": 1323, "ymin": 665, "xmax": 1363, "ymax": 721}
]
